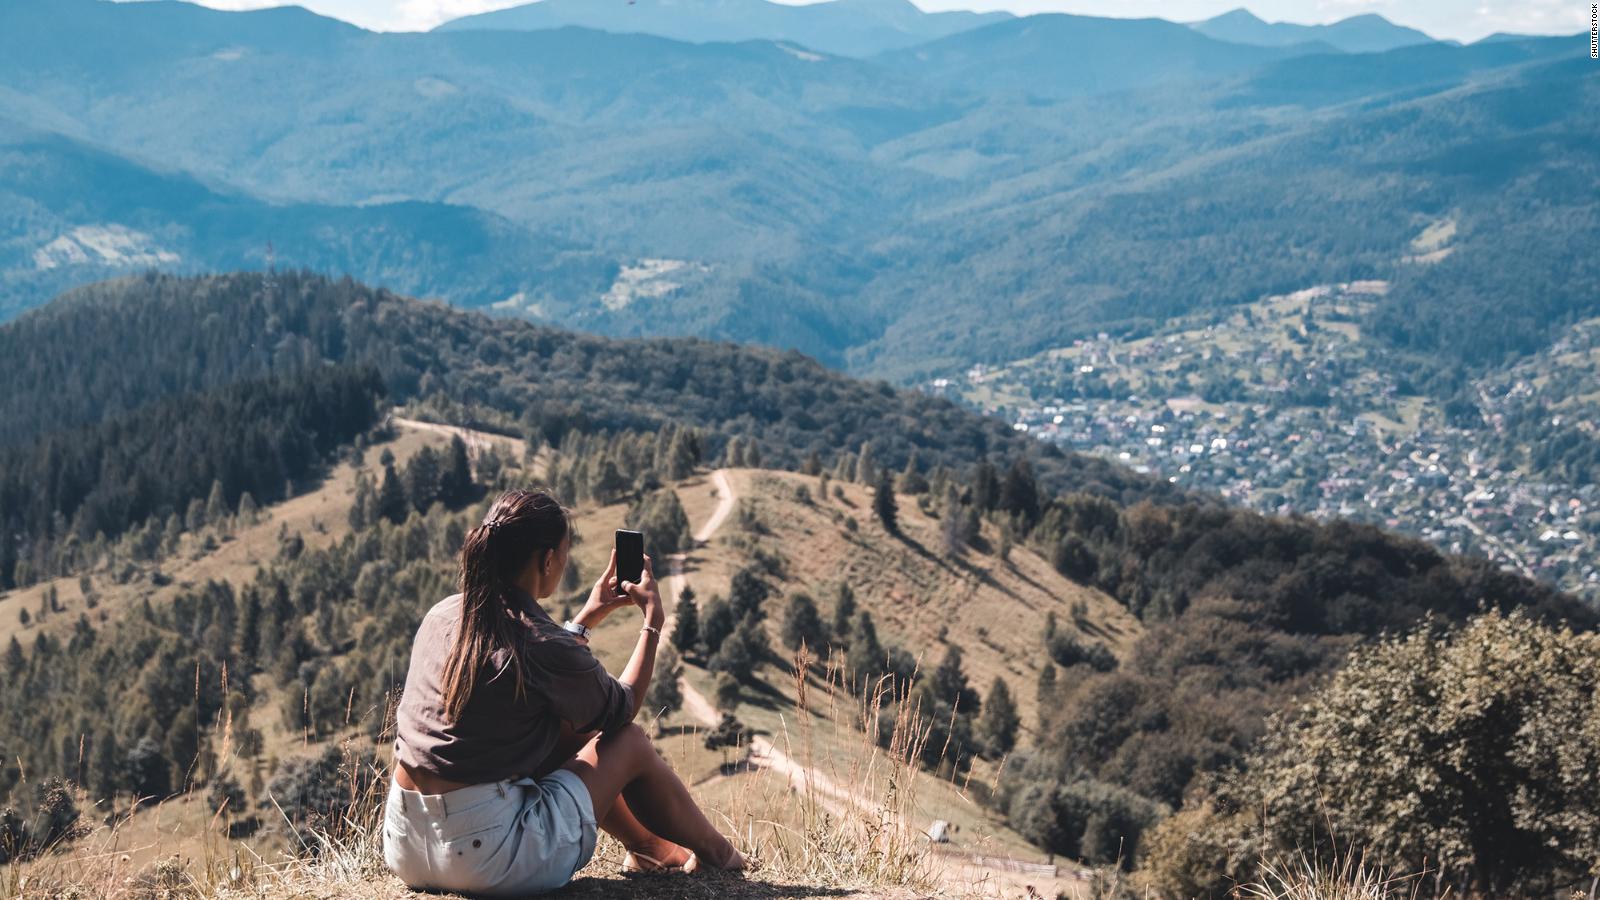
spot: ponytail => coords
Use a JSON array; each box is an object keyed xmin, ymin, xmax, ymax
[{"xmin": 439, "ymin": 489, "xmax": 570, "ymax": 722}]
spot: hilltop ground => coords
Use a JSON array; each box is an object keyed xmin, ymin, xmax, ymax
[{"xmin": 4, "ymin": 418, "xmax": 1139, "ymax": 898}]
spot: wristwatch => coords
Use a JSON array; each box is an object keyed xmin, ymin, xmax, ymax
[{"xmin": 562, "ymin": 620, "xmax": 592, "ymax": 640}]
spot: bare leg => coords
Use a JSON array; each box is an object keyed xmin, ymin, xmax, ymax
[
  {"xmin": 564, "ymin": 724, "xmax": 743, "ymax": 869},
  {"xmin": 537, "ymin": 724, "xmax": 688, "ymax": 868}
]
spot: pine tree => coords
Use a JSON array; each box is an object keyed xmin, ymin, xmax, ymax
[
  {"xmin": 1036, "ymin": 664, "xmax": 1057, "ymax": 733},
  {"xmin": 3, "ymin": 636, "xmax": 22, "ymax": 674},
  {"xmin": 348, "ymin": 472, "xmax": 372, "ymax": 531},
  {"xmin": 972, "ymin": 459, "xmax": 999, "ymax": 511},
  {"xmin": 646, "ymin": 645, "xmax": 684, "ymax": 723},
  {"xmin": 832, "ymin": 583, "xmax": 857, "ymax": 646},
  {"xmin": 205, "ymin": 479, "xmax": 229, "ymax": 529},
  {"xmin": 873, "ymin": 471, "xmax": 899, "ymax": 534},
  {"xmin": 846, "ymin": 611, "xmax": 884, "ymax": 687},
  {"xmin": 377, "ymin": 462, "xmax": 408, "ymax": 524},
  {"xmin": 237, "ymin": 588, "xmax": 263, "ymax": 664},
  {"xmin": 442, "ymin": 436, "xmax": 474, "ymax": 505},
  {"xmin": 671, "ymin": 586, "xmax": 700, "ymax": 657},
  {"xmin": 91, "ymin": 727, "xmax": 118, "ymax": 803},
  {"xmin": 665, "ymin": 429, "xmax": 698, "ymax": 480},
  {"xmin": 856, "ymin": 442, "xmax": 877, "ymax": 485},
  {"xmin": 932, "ymin": 645, "xmax": 981, "ymax": 715},
  {"xmin": 897, "ymin": 450, "xmax": 929, "ymax": 495},
  {"xmin": 780, "ymin": 592, "xmax": 827, "ymax": 652},
  {"xmin": 699, "ymin": 597, "xmax": 735, "ymax": 657},
  {"xmin": 977, "ymin": 676, "xmax": 1019, "ymax": 757},
  {"xmin": 236, "ymin": 491, "xmax": 259, "ymax": 525},
  {"xmin": 999, "ymin": 459, "xmax": 1040, "ymax": 525},
  {"xmin": 801, "ymin": 452, "xmax": 822, "ymax": 477},
  {"xmin": 405, "ymin": 446, "xmax": 442, "ymax": 512}
]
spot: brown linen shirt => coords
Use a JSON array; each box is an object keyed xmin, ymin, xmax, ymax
[{"xmin": 394, "ymin": 587, "xmax": 634, "ymax": 784}]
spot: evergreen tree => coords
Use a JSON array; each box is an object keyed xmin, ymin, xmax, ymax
[
  {"xmin": 205, "ymin": 479, "xmax": 229, "ymax": 528},
  {"xmin": 999, "ymin": 459, "xmax": 1040, "ymax": 526},
  {"xmin": 699, "ymin": 596, "xmax": 735, "ymax": 657},
  {"xmin": 832, "ymin": 583, "xmax": 857, "ymax": 646},
  {"xmin": 236, "ymin": 491, "xmax": 259, "ymax": 525},
  {"xmin": 856, "ymin": 441, "xmax": 877, "ymax": 485},
  {"xmin": 728, "ymin": 568, "xmax": 770, "ymax": 621},
  {"xmin": 671, "ymin": 586, "xmax": 700, "ymax": 657},
  {"xmin": 897, "ymin": 450, "xmax": 929, "ymax": 494},
  {"xmin": 781, "ymin": 592, "xmax": 827, "ymax": 652},
  {"xmin": 873, "ymin": 471, "xmax": 899, "ymax": 534},
  {"xmin": 646, "ymin": 645, "xmax": 684, "ymax": 721},
  {"xmin": 441, "ymin": 436, "xmax": 474, "ymax": 505},
  {"xmin": 91, "ymin": 727, "xmax": 118, "ymax": 802},
  {"xmin": 165, "ymin": 710, "xmax": 201, "ymax": 792},
  {"xmin": 665, "ymin": 429, "xmax": 698, "ymax": 480},
  {"xmin": 377, "ymin": 462, "xmax": 408, "ymax": 524},
  {"xmin": 236, "ymin": 588, "xmax": 263, "ymax": 668},
  {"xmin": 977, "ymin": 676, "xmax": 1020, "ymax": 757},
  {"xmin": 3, "ymin": 637, "xmax": 22, "ymax": 675},
  {"xmin": 405, "ymin": 445, "xmax": 442, "ymax": 512},
  {"xmin": 1036, "ymin": 664, "xmax": 1057, "ymax": 733},
  {"xmin": 932, "ymin": 645, "xmax": 981, "ymax": 715},
  {"xmin": 972, "ymin": 459, "xmax": 1000, "ymax": 511},
  {"xmin": 801, "ymin": 451, "xmax": 822, "ymax": 477},
  {"xmin": 126, "ymin": 735, "xmax": 170, "ymax": 799},
  {"xmin": 846, "ymin": 611, "xmax": 885, "ymax": 687}
]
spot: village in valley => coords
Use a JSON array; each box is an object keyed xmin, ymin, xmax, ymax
[{"xmin": 931, "ymin": 283, "xmax": 1600, "ymax": 601}]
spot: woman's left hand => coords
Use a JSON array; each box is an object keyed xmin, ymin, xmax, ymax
[{"xmin": 576, "ymin": 549, "xmax": 631, "ymax": 627}]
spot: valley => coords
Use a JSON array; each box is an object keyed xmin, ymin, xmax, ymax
[{"xmin": 935, "ymin": 282, "xmax": 1600, "ymax": 599}]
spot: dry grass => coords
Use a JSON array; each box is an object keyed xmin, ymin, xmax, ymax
[{"xmin": 1237, "ymin": 851, "xmax": 1428, "ymax": 900}]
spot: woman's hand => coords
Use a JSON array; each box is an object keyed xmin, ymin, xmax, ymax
[
  {"xmin": 621, "ymin": 554, "xmax": 665, "ymax": 630},
  {"xmin": 574, "ymin": 549, "xmax": 632, "ymax": 630}
]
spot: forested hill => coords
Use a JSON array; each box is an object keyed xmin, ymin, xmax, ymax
[{"xmin": 0, "ymin": 272, "xmax": 1167, "ymax": 504}]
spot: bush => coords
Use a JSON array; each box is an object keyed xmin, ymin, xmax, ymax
[
  {"xmin": 1204, "ymin": 611, "xmax": 1600, "ymax": 896},
  {"xmin": 1047, "ymin": 633, "xmax": 1117, "ymax": 672}
]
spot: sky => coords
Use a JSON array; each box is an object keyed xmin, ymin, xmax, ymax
[{"xmin": 128, "ymin": 0, "xmax": 1588, "ymax": 43}]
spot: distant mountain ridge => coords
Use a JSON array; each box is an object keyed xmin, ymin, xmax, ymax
[
  {"xmin": 875, "ymin": 13, "xmax": 1323, "ymax": 97},
  {"xmin": 434, "ymin": 0, "xmax": 1012, "ymax": 57},
  {"xmin": 1190, "ymin": 7, "xmax": 1436, "ymax": 53},
  {"xmin": 0, "ymin": 0, "xmax": 1593, "ymax": 386}
]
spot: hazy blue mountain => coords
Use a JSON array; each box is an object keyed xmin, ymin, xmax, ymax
[
  {"xmin": 875, "ymin": 14, "xmax": 1325, "ymax": 98},
  {"xmin": 0, "ymin": 124, "xmax": 613, "ymax": 321},
  {"xmin": 434, "ymin": 0, "xmax": 1011, "ymax": 57},
  {"xmin": 1191, "ymin": 8, "xmax": 1435, "ymax": 53},
  {"xmin": 0, "ymin": 0, "xmax": 1594, "ymax": 384}
]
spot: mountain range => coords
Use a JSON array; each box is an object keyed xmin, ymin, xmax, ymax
[
  {"xmin": 0, "ymin": 0, "xmax": 1593, "ymax": 382},
  {"xmin": 1188, "ymin": 8, "xmax": 1436, "ymax": 52},
  {"xmin": 436, "ymin": 0, "xmax": 1014, "ymax": 57}
]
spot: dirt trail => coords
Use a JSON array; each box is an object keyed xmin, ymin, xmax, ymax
[
  {"xmin": 661, "ymin": 471, "xmax": 895, "ymax": 823},
  {"xmin": 661, "ymin": 469, "xmax": 1071, "ymax": 892}
]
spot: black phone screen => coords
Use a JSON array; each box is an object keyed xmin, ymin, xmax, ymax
[{"xmin": 615, "ymin": 529, "xmax": 644, "ymax": 593}]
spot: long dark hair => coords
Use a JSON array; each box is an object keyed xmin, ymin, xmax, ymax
[{"xmin": 439, "ymin": 489, "xmax": 571, "ymax": 722}]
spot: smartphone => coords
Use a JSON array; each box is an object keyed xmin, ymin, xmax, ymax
[{"xmin": 615, "ymin": 529, "xmax": 644, "ymax": 596}]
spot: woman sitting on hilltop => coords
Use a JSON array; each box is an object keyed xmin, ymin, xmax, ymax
[{"xmin": 384, "ymin": 489, "xmax": 745, "ymax": 895}]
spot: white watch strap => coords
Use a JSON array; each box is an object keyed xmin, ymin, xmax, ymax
[{"xmin": 562, "ymin": 620, "xmax": 591, "ymax": 639}]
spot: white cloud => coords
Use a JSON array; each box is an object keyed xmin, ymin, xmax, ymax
[{"xmin": 391, "ymin": 0, "xmax": 525, "ymax": 30}]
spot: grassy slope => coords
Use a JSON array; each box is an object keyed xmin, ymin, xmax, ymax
[{"xmin": 10, "ymin": 428, "xmax": 1131, "ymax": 898}]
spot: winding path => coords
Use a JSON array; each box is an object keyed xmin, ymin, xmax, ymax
[{"xmin": 661, "ymin": 471, "xmax": 861, "ymax": 819}]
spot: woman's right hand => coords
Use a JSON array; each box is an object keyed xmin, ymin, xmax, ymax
[{"xmin": 621, "ymin": 554, "xmax": 665, "ymax": 629}]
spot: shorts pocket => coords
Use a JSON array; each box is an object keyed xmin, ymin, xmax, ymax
[{"xmin": 439, "ymin": 794, "xmax": 515, "ymax": 843}]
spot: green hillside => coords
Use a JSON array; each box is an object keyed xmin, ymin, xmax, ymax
[{"xmin": 0, "ymin": 0, "xmax": 1592, "ymax": 384}]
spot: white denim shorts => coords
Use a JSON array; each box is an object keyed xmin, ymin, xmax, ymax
[{"xmin": 382, "ymin": 769, "xmax": 598, "ymax": 896}]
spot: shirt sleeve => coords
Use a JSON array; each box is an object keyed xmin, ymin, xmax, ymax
[{"xmin": 535, "ymin": 634, "xmax": 635, "ymax": 734}]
